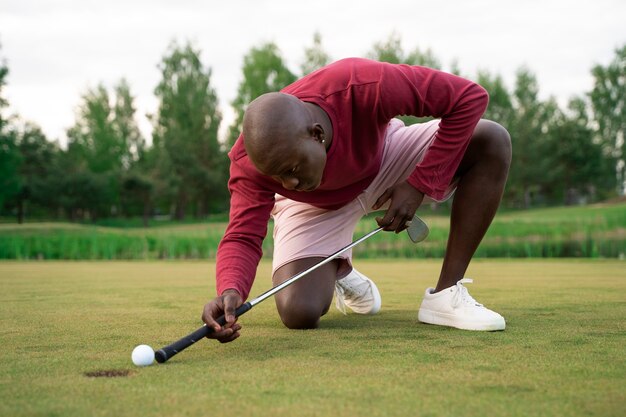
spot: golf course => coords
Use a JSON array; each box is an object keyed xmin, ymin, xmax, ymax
[
  {"xmin": 1, "ymin": 204, "xmax": 625, "ymax": 416},
  {"xmin": 3, "ymin": 4, "xmax": 625, "ymax": 414}
]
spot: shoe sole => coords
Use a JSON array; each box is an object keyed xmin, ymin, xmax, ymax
[
  {"xmin": 418, "ymin": 309, "xmax": 505, "ymax": 331},
  {"xmin": 366, "ymin": 278, "xmax": 382, "ymax": 314}
]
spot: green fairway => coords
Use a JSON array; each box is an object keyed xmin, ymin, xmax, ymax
[{"xmin": 1, "ymin": 260, "xmax": 624, "ymax": 417}]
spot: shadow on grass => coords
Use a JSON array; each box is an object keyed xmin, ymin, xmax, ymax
[{"xmin": 199, "ymin": 309, "xmax": 516, "ymax": 365}]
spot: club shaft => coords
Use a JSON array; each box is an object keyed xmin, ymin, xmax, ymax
[
  {"xmin": 154, "ymin": 218, "xmax": 429, "ymax": 363},
  {"xmin": 248, "ymin": 227, "xmax": 383, "ymax": 307},
  {"xmin": 155, "ymin": 226, "xmax": 383, "ymax": 363}
]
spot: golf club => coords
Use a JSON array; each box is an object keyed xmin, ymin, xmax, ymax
[{"xmin": 154, "ymin": 215, "xmax": 429, "ymax": 363}]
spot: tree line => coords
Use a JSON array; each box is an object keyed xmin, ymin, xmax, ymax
[{"xmin": 0, "ymin": 33, "xmax": 624, "ymax": 224}]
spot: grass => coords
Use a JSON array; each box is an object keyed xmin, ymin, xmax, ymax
[
  {"xmin": 0, "ymin": 222, "xmax": 230, "ymax": 260},
  {"xmin": 1, "ymin": 203, "xmax": 625, "ymax": 260},
  {"xmin": 1, "ymin": 260, "xmax": 624, "ymax": 417}
]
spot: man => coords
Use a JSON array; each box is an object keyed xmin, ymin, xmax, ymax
[{"xmin": 202, "ymin": 58, "xmax": 512, "ymax": 342}]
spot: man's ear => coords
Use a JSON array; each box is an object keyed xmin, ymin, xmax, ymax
[{"xmin": 311, "ymin": 123, "xmax": 326, "ymax": 144}]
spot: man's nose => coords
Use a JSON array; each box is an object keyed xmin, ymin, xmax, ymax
[{"xmin": 281, "ymin": 177, "xmax": 299, "ymax": 190}]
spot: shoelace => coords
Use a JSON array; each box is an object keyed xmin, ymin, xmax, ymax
[{"xmin": 451, "ymin": 278, "xmax": 484, "ymax": 308}]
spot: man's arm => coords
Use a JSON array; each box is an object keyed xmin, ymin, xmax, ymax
[
  {"xmin": 215, "ymin": 162, "xmax": 275, "ymax": 301},
  {"xmin": 374, "ymin": 62, "xmax": 489, "ymax": 231},
  {"xmin": 378, "ymin": 62, "xmax": 489, "ymax": 200},
  {"xmin": 203, "ymin": 158, "xmax": 274, "ymax": 342}
]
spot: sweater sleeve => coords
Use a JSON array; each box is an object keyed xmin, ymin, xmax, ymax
[
  {"xmin": 216, "ymin": 159, "xmax": 275, "ymax": 300},
  {"xmin": 378, "ymin": 63, "xmax": 489, "ymax": 200}
]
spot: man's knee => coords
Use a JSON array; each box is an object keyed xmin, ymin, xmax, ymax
[
  {"xmin": 276, "ymin": 296, "xmax": 327, "ymax": 329},
  {"xmin": 272, "ymin": 258, "xmax": 337, "ymax": 329},
  {"xmin": 475, "ymin": 120, "xmax": 512, "ymax": 167}
]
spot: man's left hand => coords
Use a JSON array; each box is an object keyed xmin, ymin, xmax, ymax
[{"xmin": 372, "ymin": 181, "xmax": 425, "ymax": 233}]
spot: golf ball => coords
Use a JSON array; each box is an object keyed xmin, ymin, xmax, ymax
[{"xmin": 131, "ymin": 344, "xmax": 155, "ymax": 366}]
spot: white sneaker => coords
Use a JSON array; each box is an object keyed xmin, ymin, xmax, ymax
[
  {"xmin": 335, "ymin": 269, "xmax": 382, "ymax": 315},
  {"xmin": 418, "ymin": 278, "xmax": 505, "ymax": 331}
]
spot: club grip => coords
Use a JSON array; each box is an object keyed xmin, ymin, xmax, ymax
[{"xmin": 154, "ymin": 302, "xmax": 252, "ymax": 363}]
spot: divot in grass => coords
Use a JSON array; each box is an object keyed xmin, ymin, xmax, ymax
[{"xmin": 84, "ymin": 369, "xmax": 132, "ymax": 378}]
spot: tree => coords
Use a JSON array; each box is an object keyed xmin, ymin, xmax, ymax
[
  {"xmin": 368, "ymin": 32, "xmax": 441, "ymax": 69},
  {"xmin": 0, "ymin": 43, "xmax": 8, "ymax": 134},
  {"xmin": 0, "ymin": 131, "xmax": 21, "ymax": 212},
  {"xmin": 67, "ymin": 85, "xmax": 116, "ymax": 173},
  {"xmin": 449, "ymin": 59, "xmax": 463, "ymax": 76},
  {"xmin": 301, "ymin": 32, "xmax": 331, "ymax": 76},
  {"xmin": 120, "ymin": 172, "xmax": 153, "ymax": 226},
  {"xmin": 367, "ymin": 33, "xmax": 443, "ymax": 127},
  {"xmin": 540, "ymin": 97, "xmax": 614, "ymax": 204},
  {"xmin": 406, "ymin": 46, "xmax": 441, "ymax": 69},
  {"xmin": 55, "ymin": 168, "xmax": 111, "ymax": 221},
  {"xmin": 590, "ymin": 44, "xmax": 625, "ymax": 194},
  {"xmin": 227, "ymin": 42, "xmax": 297, "ymax": 146},
  {"xmin": 476, "ymin": 70, "xmax": 514, "ymax": 127},
  {"xmin": 12, "ymin": 122, "xmax": 58, "ymax": 222},
  {"xmin": 0, "ymin": 45, "xmax": 21, "ymax": 213},
  {"xmin": 65, "ymin": 79, "xmax": 144, "ymax": 219},
  {"xmin": 506, "ymin": 67, "xmax": 553, "ymax": 207},
  {"xmin": 368, "ymin": 32, "xmax": 404, "ymax": 64},
  {"xmin": 112, "ymin": 79, "xmax": 145, "ymax": 169},
  {"xmin": 152, "ymin": 40, "xmax": 225, "ymax": 219},
  {"xmin": 67, "ymin": 80, "xmax": 141, "ymax": 174}
]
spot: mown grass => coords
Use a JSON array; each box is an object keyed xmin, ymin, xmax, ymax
[
  {"xmin": 0, "ymin": 203, "xmax": 625, "ymax": 259},
  {"xmin": 0, "ymin": 260, "xmax": 624, "ymax": 417}
]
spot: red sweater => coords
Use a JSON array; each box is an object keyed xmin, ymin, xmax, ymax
[{"xmin": 217, "ymin": 58, "xmax": 488, "ymax": 299}]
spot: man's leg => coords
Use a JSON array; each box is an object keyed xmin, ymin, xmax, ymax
[
  {"xmin": 272, "ymin": 258, "xmax": 339, "ymax": 329},
  {"xmin": 269, "ymin": 177, "xmax": 378, "ymax": 329},
  {"xmin": 435, "ymin": 120, "xmax": 512, "ymax": 291}
]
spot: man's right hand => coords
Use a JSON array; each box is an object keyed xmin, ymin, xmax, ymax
[{"xmin": 201, "ymin": 289, "xmax": 243, "ymax": 343}]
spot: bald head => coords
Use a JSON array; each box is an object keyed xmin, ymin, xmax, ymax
[{"xmin": 243, "ymin": 92, "xmax": 312, "ymax": 171}]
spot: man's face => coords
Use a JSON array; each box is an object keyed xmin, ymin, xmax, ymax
[{"xmin": 257, "ymin": 137, "xmax": 326, "ymax": 192}]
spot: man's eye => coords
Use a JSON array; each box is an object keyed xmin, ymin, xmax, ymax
[{"xmin": 288, "ymin": 167, "xmax": 297, "ymax": 174}]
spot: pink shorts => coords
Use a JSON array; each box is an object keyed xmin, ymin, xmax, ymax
[{"xmin": 270, "ymin": 118, "xmax": 456, "ymax": 277}]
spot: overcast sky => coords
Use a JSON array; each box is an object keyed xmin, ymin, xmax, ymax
[{"xmin": 1, "ymin": 0, "xmax": 624, "ymax": 145}]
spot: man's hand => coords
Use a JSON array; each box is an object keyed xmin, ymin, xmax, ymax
[
  {"xmin": 201, "ymin": 289, "xmax": 243, "ymax": 343},
  {"xmin": 372, "ymin": 181, "xmax": 425, "ymax": 233}
]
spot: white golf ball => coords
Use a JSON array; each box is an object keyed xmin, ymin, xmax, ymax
[{"xmin": 131, "ymin": 344, "xmax": 155, "ymax": 366}]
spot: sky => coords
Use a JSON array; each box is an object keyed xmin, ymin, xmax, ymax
[{"xmin": 1, "ymin": 0, "xmax": 625, "ymax": 145}]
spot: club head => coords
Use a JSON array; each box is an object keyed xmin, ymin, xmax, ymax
[{"xmin": 407, "ymin": 215, "xmax": 429, "ymax": 243}]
